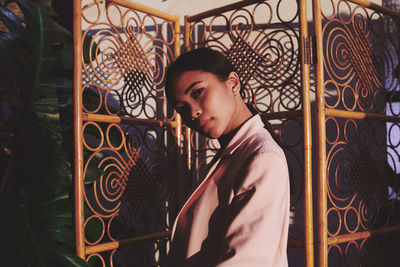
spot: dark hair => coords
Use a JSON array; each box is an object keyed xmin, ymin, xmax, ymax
[{"xmin": 165, "ymin": 47, "xmax": 236, "ymax": 96}]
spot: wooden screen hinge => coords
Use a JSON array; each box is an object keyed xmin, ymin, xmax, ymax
[{"xmin": 303, "ymin": 35, "xmax": 316, "ymax": 65}]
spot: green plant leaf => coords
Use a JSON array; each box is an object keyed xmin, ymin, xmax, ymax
[{"xmin": 45, "ymin": 245, "xmax": 91, "ymax": 267}]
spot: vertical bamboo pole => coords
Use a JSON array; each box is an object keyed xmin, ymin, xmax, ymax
[
  {"xmin": 174, "ymin": 18, "xmax": 181, "ymax": 148},
  {"xmin": 173, "ymin": 16, "xmax": 184, "ymax": 208},
  {"xmin": 299, "ymin": 0, "xmax": 314, "ymax": 266},
  {"xmin": 184, "ymin": 16, "xmax": 192, "ymax": 179},
  {"xmin": 184, "ymin": 15, "xmax": 191, "ymax": 52},
  {"xmin": 312, "ymin": 0, "xmax": 327, "ymax": 265},
  {"xmin": 73, "ymin": 0, "xmax": 85, "ymax": 260}
]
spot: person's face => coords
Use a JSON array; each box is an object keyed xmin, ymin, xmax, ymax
[{"xmin": 168, "ymin": 70, "xmax": 241, "ymax": 139}]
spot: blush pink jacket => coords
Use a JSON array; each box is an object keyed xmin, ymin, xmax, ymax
[{"xmin": 166, "ymin": 115, "xmax": 290, "ymax": 267}]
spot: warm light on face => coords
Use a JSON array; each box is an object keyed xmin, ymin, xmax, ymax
[{"xmin": 167, "ymin": 70, "xmax": 241, "ymax": 139}]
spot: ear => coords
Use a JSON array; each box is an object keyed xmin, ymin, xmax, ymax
[{"xmin": 226, "ymin": 71, "xmax": 241, "ymax": 95}]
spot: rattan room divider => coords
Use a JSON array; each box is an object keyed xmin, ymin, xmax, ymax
[{"xmin": 73, "ymin": 0, "xmax": 400, "ymax": 266}]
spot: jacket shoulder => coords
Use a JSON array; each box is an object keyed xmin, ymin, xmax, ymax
[{"xmin": 239, "ymin": 127, "xmax": 286, "ymax": 163}]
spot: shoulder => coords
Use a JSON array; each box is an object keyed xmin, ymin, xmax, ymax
[
  {"xmin": 231, "ymin": 129, "xmax": 289, "ymax": 195},
  {"xmin": 239, "ymin": 126, "xmax": 287, "ymax": 164}
]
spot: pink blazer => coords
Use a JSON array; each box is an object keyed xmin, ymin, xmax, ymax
[{"xmin": 167, "ymin": 115, "xmax": 290, "ymax": 266}]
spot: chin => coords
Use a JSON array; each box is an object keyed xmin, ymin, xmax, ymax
[
  {"xmin": 194, "ymin": 126, "xmax": 222, "ymax": 139},
  {"xmin": 204, "ymin": 131, "xmax": 222, "ymax": 139}
]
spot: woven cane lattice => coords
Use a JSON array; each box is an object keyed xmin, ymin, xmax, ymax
[
  {"xmin": 226, "ymin": 36, "xmax": 265, "ymax": 93},
  {"xmin": 114, "ymin": 31, "xmax": 151, "ymax": 77}
]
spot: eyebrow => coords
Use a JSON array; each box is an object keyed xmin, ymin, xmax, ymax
[{"xmin": 184, "ymin": 81, "xmax": 202, "ymax": 94}]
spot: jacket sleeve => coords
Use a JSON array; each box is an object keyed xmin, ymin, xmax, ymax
[{"xmin": 216, "ymin": 151, "xmax": 290, "ymax": 267}]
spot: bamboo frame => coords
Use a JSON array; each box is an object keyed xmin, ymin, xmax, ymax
[
  {"xmin": 183, "ymin": 15, "xmax": 192, "ymax": 174},
  {"xmin": 73, "ymin": 0, "xmax": 85, "ymax": 259},
  {"xmin": 312, "ymin": 0, "xmax": 327, "ymax": 265},
  {"xmin": 83, "ymin": 113, "xmax": 178, "ymax": 127},
  {"xmin": 107, "ymin": 0, "xmax": 179, "ymax": 21},
  {"xmin": 324, "ymin": 109, "xmax": 400, "ymax": 123},
  {"xmin": 85, "ymin": 231, "xmax": 170, "ymax": 254},
  {"xmin": 173, "ymin": 15, "xmax": 183, "ymax": 209},
  {"xmin": 313, "ymin": 0, "xmax": 400, "ymax": 265},
  {"xmin": 348, "ymin": 0, "xmax": 400, "ymax": 18},
  {"xmin": 298, "ymin": 0, "xmax": 314, "ymax": 265},
  {"xmin": 327, "ymin": 225, "xmax": 400, "ymax": 245}
]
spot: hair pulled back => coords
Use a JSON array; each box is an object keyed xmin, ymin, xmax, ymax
[{"xmin": 165, "ymin": 47, "xmax": 236, "ymax": 96}]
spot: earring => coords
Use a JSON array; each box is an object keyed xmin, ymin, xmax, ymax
[{"xmin": 233, "ymin": 87, "xmax": 239, "ymax": 96}]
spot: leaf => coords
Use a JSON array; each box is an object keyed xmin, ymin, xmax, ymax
[
  {"xmin": 43, "ymin": 228, "xmax": 75, "ymax": 247},
  {"xmin": 0, "ymin": 192, "xmax": 23, "ymax": 249},
  {"xmin": 0, "ymin": 1, "xmax": 103, "ymax": 266},
  {"xmin": 84, "ymin": 155, "xmax": 106, "ymax": 184},
  {"xmin": 82, "ymin": 32, "xmax": 100, "ymax": 64},
  {"xmin": 0, "ymin": 1, "xmax": 94, "ymax": 266},
  {"xmin": 44, "ymin": 245, "xmax": 91, "ymax": 267}
]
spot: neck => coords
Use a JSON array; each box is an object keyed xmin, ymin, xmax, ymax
[
  {"xmin": 218, "ymin": 101, "xmax": 253, "ymax": 148},
  {"xmin": 218, "ymin": 126, "xmax": 240, "ymax": 148}
]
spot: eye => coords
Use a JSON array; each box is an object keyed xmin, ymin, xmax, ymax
[
  {"xmin": 174, "ymin": 104, "xmax": 188, "ymax": 116},
  {"xmin": 175, "ymin": 105, "xmax": 184, "ymax": 114},
  {"xmin": 174, "ymin": 105, "xmax": 192, "ymax": 124},
  {"xmin": 192, "ymin": 88, "xmax": 204, "ymax": 99}
]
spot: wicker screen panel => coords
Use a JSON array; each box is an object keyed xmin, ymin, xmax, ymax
[
  {"xmin": 185, "ymin": 1, "xmax": 309, "ymax": 266},
  {"xmin": 315, "ymin": 0, "xmax": 400, "ymax": 265},
  {"xmin": 75, "ymin": 0, "xmax": 181, "ymax": 266}
]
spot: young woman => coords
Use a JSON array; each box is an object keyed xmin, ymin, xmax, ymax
[{"xmin": 165, "ymin": 47, "xmax": 290, "ymax": 266}]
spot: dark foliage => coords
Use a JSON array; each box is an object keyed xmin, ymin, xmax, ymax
[{"xmin": 0, "ymin": 0, "xmax": 89, "ymax": 266}]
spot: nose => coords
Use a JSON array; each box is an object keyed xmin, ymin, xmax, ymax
[{"xmin": 190, "ymin": 103, "xmax": 202, "ymax": 120}]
